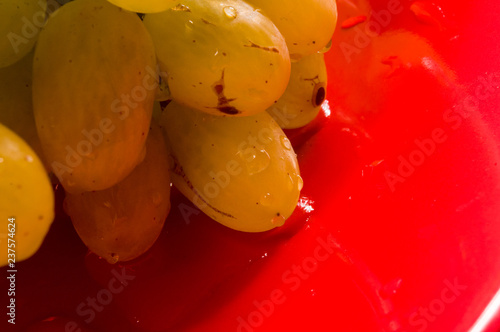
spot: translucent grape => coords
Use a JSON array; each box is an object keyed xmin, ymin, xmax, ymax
[
  {"xmin": 267, "ymin": 52, "xmax": 327, "ymax": 129},
  {"xmin": 143, "ymin": 0, "xmax": 290, "ymax": 116},
  {"xmin": 245, "ymin": 0, "xmax": 338, "ymax": 60},
  {"xmin": 159, "ymin": 101, "xmax": 301, "ymax": 232},
  {"xmin": 33, "ymin": 0, "xmax": 157, "ymax": 194},
  {"xmin": 106, "ymin": 0, "xmax": 178, "ymax": 14},
  {"xmin": 0, "ymin": 0, "xmax": 47, "ymax": 68},
  {"xmin": 0, "ymin": 123, "xmax": 54, "ymax": 266},
  {"xmin": 64, "ymin": 124, "xmax": 171, "ymax": 264}
]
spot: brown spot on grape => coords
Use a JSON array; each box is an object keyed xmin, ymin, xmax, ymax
[
  {"xmin": 171, "ymin": 155, "xmax": 236, "ymax": 219},
  {"xmin": 312, "ymin": 82, "xmax": 327, "ymax": 107},
  {"xmin": 210, "ymin": 69, "xmax": 241, "ymax": 115},
  {"xmin": 201, "ymin": 18, "xmax": 215, "ymax": 25},
  {"xmin": 244, "ymin": 41, "xmax": 279, "ymax": 53}
]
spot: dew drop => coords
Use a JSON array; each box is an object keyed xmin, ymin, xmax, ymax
[
  {"xmin": 223, "ymin": 6, "xmax": 237, "ymax": 19},
  {"xmin": 280, "ymin": 135, "xmax": 292, "ymax": 150},
  {"xmin": 103, "ymin": 201, "xmax": 112, "ymax": 208},
  {"xmin": 245, "ymin": 149, "xmax": 270, "ymax": 175},
  {"xmin": 107, "ymin": 253, "xmax": 119, "ymax": 264},
  {"xmin": 297, "ymin": 174, "xmax": 304, "ymax": 191},
  {"xmin": 25, "ymin": 155, "xmax": 33, "ymax": 163},
  {"xmin": 259, "ymin": 193, "xmax": 273, "ymax": 207},
  {"xmin": 271, "ymin": 214, "xmax": 286, "ymax": 227}
]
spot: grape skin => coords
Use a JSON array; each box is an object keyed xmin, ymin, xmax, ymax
[
  {"xmin": 0, "ymin": 0, "xmax": 47, "ymax": 68},
  {"xmin": 0, "ymin": 50, "xmax": 44, "ymax": 160},
  {"xmin": 106, "ymin": 0, "xmax": 178, "ymax": 14}
]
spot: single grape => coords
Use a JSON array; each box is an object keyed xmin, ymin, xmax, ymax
[
  {"xmin": 159, "ymin": 101, "xmax": 302, "ymax": 232},
  {"xmin": 64, "ymin": 123, "xmax": 171, "ymax": 264},
  {"xmin": 106, "ymin": 0, "xmax": 178, "ymax": 14},
  {"xmin": 267, "ymin": 52, "xmax": 328, "ymax": 129},
  {"xmin": 0, "ymin": 123, "xmax": 54, "ymax": 266},
  {"xmin": 245, "ymin": 0, "xmax": 338, "ymax": 60},
  {"xmin": 33, "ymin": 0, "xmax": 157, "ymax": 194},
  {"xmin": 143, "ymin": 0, "xmax": 291, "ymax": 116},
  {"xmin": 0, "ymin": 0, "xmax": 47, "ymax": 68}
]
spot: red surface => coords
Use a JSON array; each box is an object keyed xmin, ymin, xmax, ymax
[{"xmin": 2, "ymin": 0, "xmax": 500, "ymax": 331}]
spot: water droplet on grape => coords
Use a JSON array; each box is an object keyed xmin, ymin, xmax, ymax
[
  {"xmin": 245, "ymin": 148, "xmax": 270, "ymax": 175},
  {"xmin": 107, "ymin": 253, "xmax": 119, "ymax": 264},
  {"xmin": 25, "ymin": 155, "xmax": 34, "ymax": 163},
  {"xmin": 259, "ymin": 193, "xmax": 273, "ymax": 206},
  {"xmin": 297, "ymin": 174, "xmax": 304, "ymax": 191},
  {"xmin": 271, "ymin": 214, "xmax": 286, "ymax": 227},
  {"xmin": 223, "ymin": 6, "xmax": 237, "ymax": 19},
  {"xmin": 280, "ymin": 135, "xmax": 292, "ymax": 150}
]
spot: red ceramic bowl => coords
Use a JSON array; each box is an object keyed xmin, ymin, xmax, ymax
[{"xmin": 4, "ymin": 0, "xmax": 500, "ymax": 331}]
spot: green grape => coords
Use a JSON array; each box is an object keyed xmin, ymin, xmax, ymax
[
  {"xmin": 159, "ymin": 101, "xmax": 302, "ymax": 232},
  {"xmin": 64, "ymin": 123, "xmax": 171, "ymax": 264},
  {"xmin": 33, "ymin": 0, "xmax": 157, "ymax": 194},
  {"xmin": 106, "ymin": 0, "xmax": 178, "ymax": 14},
  {"xmin": 143, "ymin": 0, "xmax": 290, "ymax": 117},
  {"xmin": 0, "ymin": 50, "xmax": 44, "ymax": 160},
  {"xmin": 267, "ymin": 52, "xmax": 327, "ymax": 129},
  {"xmin": 245, "ymin": 0, "xmax": 338, "ymax": 60},
  {"xmin": 0, "ymin": 123, "xmax": 54, "ymax": 266},
  {"xmin": 0, "ymin": 0, "xmax": 47, "ymax": 68}
]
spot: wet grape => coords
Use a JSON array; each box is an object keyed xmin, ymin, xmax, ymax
[
  {"xmin": 158, "ymin": 101, "xmax": 301, "ymax": 232},
  {"xmin": 143, "ymin": 0, "xmax": 291, "ymax": 116}
]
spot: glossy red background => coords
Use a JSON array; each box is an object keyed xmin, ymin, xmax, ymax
[{"xmin": 2, "ymin": 0, "xmax": 500, "ymax": 331}]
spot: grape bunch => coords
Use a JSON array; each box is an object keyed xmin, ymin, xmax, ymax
[{"xmin": 0, "ymin": 0, "xmax": 337, "ymax": 264}]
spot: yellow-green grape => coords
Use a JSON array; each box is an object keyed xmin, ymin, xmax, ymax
[
  {"xmin": 64, "ymin": 124, "xmax": 171, "ymax": 264},
  {"xmin": 0, "ymin": 0, "xmax": 47, "ymax": 68},
  {"xmin": 245, "ymin": 0, "xmax": 337, "ymax": 60},
  {"xmin": 33, "ymin": 0, "xmax": 157, "ymax": 194},
  {"xmin": 143, "ymin": 0, "xmax": 291, "ymax": 116},
  {"xmin": 106, "ymin": 0, "xmax": 178, "ymax": 13},
  {"xmin": 0, "ymin": 123, "xmax": 54, "ymax": 267},
  {"xmin": 267, "ymin": 52, "xmax": 327, "ymax": 129},
  {"xmin": 159, "ymin": 101, "xmax": 302, "ymax": 232}
]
